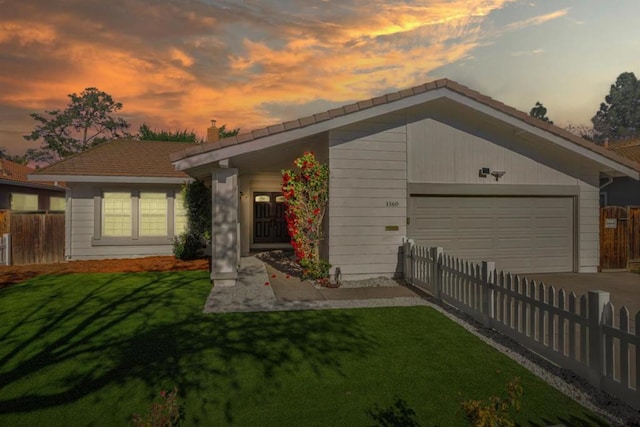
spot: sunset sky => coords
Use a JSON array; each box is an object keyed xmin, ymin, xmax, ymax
[{"xmin": 1, "ymin": 0, "xmax": 639, "ymax": 155}]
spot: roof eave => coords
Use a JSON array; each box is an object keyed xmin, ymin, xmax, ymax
[
  {"xmin": 29, "ymin": 174, "xmax": 193, "ymax": 184},
  {"xmin": 173, "ymin": 88, "xmax": 450, "ymax": 172},
  {"xmin": 444, "ymin": 92, "xmax": 640, "ymax": 180},
  {"xmin": 0, "ymin": 179, "xmax": 66, "ymax": 191},
  {"xmin": 173, "ymin": 83, "xmax": 640, "ymax": 180}
]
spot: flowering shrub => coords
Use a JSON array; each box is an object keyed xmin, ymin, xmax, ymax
[
  {"xmin": 460, "ymin": 377, "xmax": 523, "ymax": 427},
  {"xmin": 282, "ymin": 152, "xmax": 330, "ymax": 279}
]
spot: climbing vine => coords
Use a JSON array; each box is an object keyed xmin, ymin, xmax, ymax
[{"xmin": 282, "ymin": 152, "xmax": 330, "ymax": 279}]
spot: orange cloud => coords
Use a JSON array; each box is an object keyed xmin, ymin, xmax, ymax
[
  {"xmin": 0, "ymin": 0, "xmax": 527, "ymax": 152},
  {"xmin": 0, "ymin": 21, "xmax": 57, "ymax": 46}
]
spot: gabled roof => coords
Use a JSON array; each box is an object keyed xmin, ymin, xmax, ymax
[
  {"xmin": 30, "ymin": 140, "xmax": 193, "ymax": 184},
  {"xmin": 169, "ymin": 78, "xmax": 640, "ymax": 179},
  {"xmin": 0, "ymin": 158, "xmax": 64, "ymax": 190},
  {"xmin": 608, "ymin": 139, "xmax": 640, "ymax": 163}
]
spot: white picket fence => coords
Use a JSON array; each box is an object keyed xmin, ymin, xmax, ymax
[
  {"xmin": 402, "ymin": 238, "xmax": 640, "ymax": 410},
  {"xmin": 0, "ymin": 233, "xmax": 10, "ymax": 266}
]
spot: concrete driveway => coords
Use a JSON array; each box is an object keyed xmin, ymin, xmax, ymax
[{"xmin": 523, "ymin": 271, "xmax": 640, "ymax": 320}]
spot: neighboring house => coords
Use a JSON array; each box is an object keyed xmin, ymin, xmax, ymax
[
  {"xmin": 170, "ymin": 78, "xmax": 640, "ymax": 284},
  {"xmin": 0, "ymin": 159, "xmax": 66, "ymax": 214},
  {"xmin": 601, "ymin": 139, "xmax": 640, "ymax": 206},
  {"xmin": 30, "ymin": 140, "xmax": 193, "ymax": 260}
]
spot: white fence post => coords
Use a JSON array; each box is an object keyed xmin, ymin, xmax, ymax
[
  {"xmin": 481, "ymin": 261, "xmax": 495, "ymax": 328},
  {"xmin": 430, "ymin": 247, "xmax": 443, "ymax": 299},
  {"xmin": 587, "ymin": 290, "xmax": 609, "ymax": 388},
  {"xmin": 402, "ymin": 238, "xmax": 415, "ymax": 284}
]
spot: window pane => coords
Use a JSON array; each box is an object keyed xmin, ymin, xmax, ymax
[
  {"xmin": 103, "ymin": 192, "xmax": 131, "ymax": 237},
  {"xmin": 255, "ymin": 195, "xmax": 270, "ymax": 202},
  {"xmin": 174, "ymin": 192, "xmax": 188, "ymax": 235},
  {"xmin": 11, "ymin": 193, "xmax": 38, "ymax": 211},
  {"xmin": 140, "ymin": 192, "xmax": 167, "ymax": 237},
  {"xmin": 50, "ymin": 196, "xmax": 66, "ymax": 211}
]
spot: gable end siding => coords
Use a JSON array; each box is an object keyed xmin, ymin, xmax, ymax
[{"xmin": 328, "ymin": 113, "xmax": 407, "ymax": 280}]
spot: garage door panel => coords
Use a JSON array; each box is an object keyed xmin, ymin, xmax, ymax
[
  {"xmin": 409, "ymin": 196, "xmax": 574, "ymax": 273},
  {"xmin": 458, "ymin": 218, "xmax": 493, "ymax": 229},
  {"xmin": 456, "ymin": 238, "xmax": 495, "ymax": 250}
]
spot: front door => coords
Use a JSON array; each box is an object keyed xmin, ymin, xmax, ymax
[{"xmin": 253, "ymin": 192, "xmax": 289, "ymax": 244}]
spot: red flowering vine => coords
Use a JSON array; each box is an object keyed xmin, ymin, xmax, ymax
[{"xmin": 282, "ymin": 152, "xmax": 330, "ymax": 279}]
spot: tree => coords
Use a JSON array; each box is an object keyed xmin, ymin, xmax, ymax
[
  {"xmin": 137, "ymin": 124, "xmax": 199, "ymax": 142},
  {"xmin": 0, "ymin": 147, "xmax": 28, "ymax": 164},
  {"xmin": 137, "ymin": 123, "xmax": 240, "ymax": 143},
  {"xmin": 591, "ymin": 72, "xmax": 640, "ymax": 143},
  {"xmin": 529, "ymin": 102, "xmax": 553, "ymax": 124},
  {"xmin": 24, "ymin": 87, "xmax": 130, "ymax": 164},
  {"xmin": 564, "ymin": 123, "xmax": 595, "ymax": 142},
  {"xmin": 218, "ymin": 124, "xmax": 240, "ymax": 139}
]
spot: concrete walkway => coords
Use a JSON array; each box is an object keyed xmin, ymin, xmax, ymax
[
  {"xmin": 203, "ymin": 256, "xmax": 427, "ymax": 313},
  {"xmin": 524, "ymin": 272, "xmax": 640, "ymax": 316}
]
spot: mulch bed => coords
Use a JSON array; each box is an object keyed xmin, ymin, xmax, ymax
[{"xmin": 0, "ymin": 256, "xmax": 209, "ymax": 287}]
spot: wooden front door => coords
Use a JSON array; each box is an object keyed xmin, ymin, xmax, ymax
[
  {"xmin": 600, "ymin": 206, "xmax": 628, "ymax": 270},
  {"xmin": 253, "ymin": 192, "xmax": 289, "ymax": 244}
]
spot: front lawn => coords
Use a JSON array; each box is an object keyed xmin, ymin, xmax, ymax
[{"xmin": 0, "ymin": 272, "xmax": 604, "ymax": 426}]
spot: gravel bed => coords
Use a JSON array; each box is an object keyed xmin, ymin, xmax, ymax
[{"xmin": 335, "ymin": 276, "xmax": 403, "ymax": 288}]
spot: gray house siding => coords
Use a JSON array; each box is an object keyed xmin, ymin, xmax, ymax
[
  {"xmin": 324, "ymin": 107, "xmax": 603, "ymax": 278},
  {"xmin": 66, "ymin": 183, "xmax": 184, "ymax": 260},
  {"xmin": 406, "ymin": 115, "xmax": 601, "ymax": 273},
  {"xmin": 328, "ymin": 113, "xmax": 407, "ymax": 280}
]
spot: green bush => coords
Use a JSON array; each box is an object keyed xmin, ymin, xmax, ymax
[
  {"xmin": 173, "ymin": 232, "xmax": 205, "ymax": 261},
  {"xmin": 173, "ymin": 180, "xmax": 211, "ymax": 260},
  {"xmin": 183, "ymin": 180, "xmax": 211, "ymax": 237}
]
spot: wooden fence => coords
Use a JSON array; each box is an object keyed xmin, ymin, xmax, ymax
[
  {"xmin": 403, "ymin": 239, "xmax": 640, "ymax": 410},
  {"xmin": 0, "ymin": 212, "xmax": 65, "ymax": 265},
  {"xmin": 600, "ymin": 206, "xmax": 640, "ymax": 270},
  {"xmin": 0, "ymin": 210, "xmax": 9, "ymax": 234}
]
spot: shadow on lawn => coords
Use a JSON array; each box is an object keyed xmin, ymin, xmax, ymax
[
  {"xmin": 368, "ymin": 398, "xmax": 421, "ymax": 427},
  {"xmin": 0, "ymin": 272, "xmax": 377, "ymax": 423}
]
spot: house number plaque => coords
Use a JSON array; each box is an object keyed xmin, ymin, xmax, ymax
[{"xmin": 386, "ymin": 201, "xmax": 400, "ymax": 207}]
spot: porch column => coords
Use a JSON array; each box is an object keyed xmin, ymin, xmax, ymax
[{"xmin": 211, "ymin": 168, "xmax": 239, "ymax": 286}]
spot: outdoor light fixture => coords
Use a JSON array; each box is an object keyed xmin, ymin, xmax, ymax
[
  {"xmin": 479, "ymin": 167, "xmax": 506, "ymax": 181},
  {"xmin": 490, "ymin": 170, "xmax": 506, "ymax": 181}
]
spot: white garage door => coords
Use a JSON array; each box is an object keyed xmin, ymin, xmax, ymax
[{"xmin": 409, "ymin": 196, "xmax": 574, "ymax": 273}]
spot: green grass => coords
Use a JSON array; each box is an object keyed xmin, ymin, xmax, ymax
[{"xmin": 0, "ymin": 271, "xmax": 604, "ymax": 426}]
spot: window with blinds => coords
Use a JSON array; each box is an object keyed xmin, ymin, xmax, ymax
[
  {"xmin": 103, "ymin": 192, "xmax": 132, "ymax": 237},
  {"xmin": 11, "ymin": 193, "xmax": 38, "ymax": 211},
  {"xmin": 50, "ymin": 196, "xmax": 66, "ymax": 211},
  {"xmin": 139, "ymin": 192, "xmax": 167, "ymax": 236}
]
